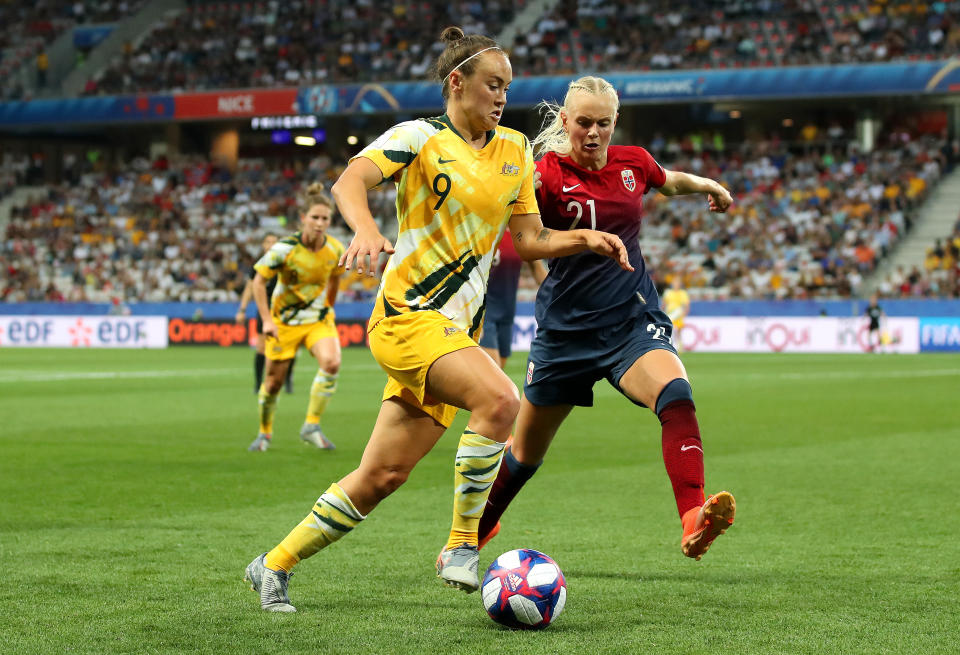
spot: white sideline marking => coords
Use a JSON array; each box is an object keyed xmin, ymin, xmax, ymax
[
  {"xmin": 0, "ymin": 362, "xmax": 387, "ymax": 383},
  {"xmin": 741, "ymin": 369, "xmax": 960, "ymax": 381},
  {"xmin": 0, "ymin": 368, "xmax": 248, "ymax": 383}
]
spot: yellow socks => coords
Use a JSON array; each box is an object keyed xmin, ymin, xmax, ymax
[
  {"xmin": 445, "ymin": 430, "xmax": 505, "ymax": 550},
  {"xmin": 257, "ymin": 384, "xmax": 279, "ymax": 434},
  {"xmin": 264, "ymin": 482, "xmax": 366, "ymax": 573},
  {"xmin": 305, "ymin": 371, "xmax": 338, "ymax": 424}
]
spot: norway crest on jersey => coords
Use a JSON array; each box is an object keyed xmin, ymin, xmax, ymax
[{"xmin": 621, "ymin": 169, "xmax": 637, "ymax": 192}]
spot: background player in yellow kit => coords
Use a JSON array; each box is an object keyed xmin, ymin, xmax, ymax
[
  {"xmin": 236, "ymin": 232, "xmax": 295, "ymax": 394},
  {"xmin": 662, "ymin": 276, "xmax": 691, "ymax": 352},
  {"xmin": 247, "ymin": 183, "xmax": 345, "ymax": 452},
  {"xmin": 243, "ymin": 26, "xmax": 633, "ymax": 612}
]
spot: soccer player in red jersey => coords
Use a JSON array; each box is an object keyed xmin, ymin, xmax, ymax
[{"xmin": 478, "ymin": 76, "xmax": 737, "ymax": 560}]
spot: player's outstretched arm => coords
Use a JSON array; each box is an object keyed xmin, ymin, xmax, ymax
[
  {"xmin": 331, "ymin": 157, "xmax": 395, "ymax": 275},
  {"xmin": 658, "ymin": 170, "xmax": 733, "ymax": 213},
  {"xmin": 324, "ymin": 273, "xmax": 341, "ymax": 312},
  {"xmin": 236, "ymin": 278, "xmax": 253, "ymax": 324},
  {"xmin": 508, "ymin": 213, "xmax": 634, "ymax": 272},
  {"xmin": 252, "ymin": 274, "xmax": 278, "ymax": 338}
]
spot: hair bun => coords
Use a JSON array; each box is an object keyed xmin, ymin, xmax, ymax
[
  {"xmin": 439, "ymin": 26, "xmax": 465, "ymax": 43},
  {"xmin": 306, "ymin": 181, "xmax": 326, "ymax": 195}
]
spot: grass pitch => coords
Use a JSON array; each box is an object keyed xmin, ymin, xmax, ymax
[{"xmin": 1, "ymin": 346, "xmax": 958, "ymax": 654}]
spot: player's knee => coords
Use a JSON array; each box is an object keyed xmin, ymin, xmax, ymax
[
  {"xmin": 654, "ymin": 378, "xmax": 694, "ymax": 416},
  {"xmin": 321, "ymin": 358, "xmax": 340, "ymax": 375},
  {"xmin": 369, "ymin": 466, "xmax": 410, "ymax": 500},
  {"xmin": 482, "ymin": 386, "xmax": 521, "ymax": 430},
  {"xmin": 264, "ymin": 375, "xmax": 284, "ymax": 394}
]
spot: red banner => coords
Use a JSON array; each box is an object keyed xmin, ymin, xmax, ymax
[{"xmin": 173, "ymin": 89, "xmax": 298, "ymax": 120}]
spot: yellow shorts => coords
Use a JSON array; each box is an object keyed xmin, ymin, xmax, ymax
[
  {"xmin": 368, "ymin": 311, "xmax": 478, "ymax": 427},
  {"xmin": 266, "ymin": 314, "xmax": 337, "ymax": 361}
]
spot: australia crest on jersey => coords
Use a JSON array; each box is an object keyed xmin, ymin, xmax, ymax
[{"xmin": 621, "ymin": 169, "xmax": 637, "ymax": 192}]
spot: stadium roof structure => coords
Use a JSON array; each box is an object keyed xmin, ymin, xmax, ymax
[{"xmin": 1, "ymin": 60, "xmax": 958, "ymax": 127}]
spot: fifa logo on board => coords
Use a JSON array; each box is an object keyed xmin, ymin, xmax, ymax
[{"xmin": 501, "ymin": 162, "xmax": 521, "ymax": 176}]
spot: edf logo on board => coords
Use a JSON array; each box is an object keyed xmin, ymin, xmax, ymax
[{"xmin": 0, "ymin": 316, "xmax": 167, "ymax": 348}]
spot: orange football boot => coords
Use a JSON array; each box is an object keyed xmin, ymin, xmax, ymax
[{"xmin": 681, "ymin": 491, "xmax": 736, "ymax": 560}]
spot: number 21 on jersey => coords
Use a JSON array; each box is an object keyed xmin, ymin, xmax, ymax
[{"xmin": 567, "ymin": 199, "xmax": 596, "ymax": 230}]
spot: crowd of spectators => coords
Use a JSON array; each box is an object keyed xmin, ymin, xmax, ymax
[
  {"xmin": 79, "ymin": 0, "xmax": 960, "ymax": 95},
  {"xmin": 875, "ymin": 216, "xmax": 960, "ymax": 298},
  {"xmin": 639, "ymin": 131, "xmax": 948, "ymax": 299},
  {"xmin": 86, "ymin": 0, "xmax": 518, "ymax": 95},
  {"xmin": 512, "ymin": 0, "xmax": 960, "ymax": 76},
  {"xmin": 0, "ymin": 151, "xmax": 395, "ymax": 303},
  {"xmin": 1, "ymin": 1, "xmax": 144, "ymax": 101},
  {"xmin": 0, "ymin": 130, "xmax": 954, "ymax": 305}
]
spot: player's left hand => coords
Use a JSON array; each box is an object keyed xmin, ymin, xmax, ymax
[
  {"xmin": 707, "ymin": 184, "xmax": 733, "ymax": 213},
  {"xmin": 583, "ymin": 231, "xmax": 635, "ymax": 272}
]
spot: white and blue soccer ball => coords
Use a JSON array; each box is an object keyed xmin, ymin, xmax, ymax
[{"xmin": 481, "ymin": 548, "xmax": 567, "ymax": 630}]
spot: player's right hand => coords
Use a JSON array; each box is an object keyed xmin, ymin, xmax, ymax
[
  {"xmin": 708, "ymin": 183, "xmax": 733, "ymax": 213},
  {"xmin": 262, "ymin": 319, "xmax": 279, "ymax": 339},
  {"xmin": 340, "ymin": 229, "xmax": 395, "ymax": 276},
  {"xmin": 533, "ymin": 170, "xmax": 542, "ymax": 191},
  {"xmin": 583, "ymin": 231, "xmax": 634, "ymax": 272},
  {"xmin": 235, "ymin": 310, "xmax": 246, "ymax": 325}
]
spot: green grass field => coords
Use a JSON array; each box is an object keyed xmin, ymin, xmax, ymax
[{"xmin": 1, "ymin": 346, "xmax": 958, "ymax": 654}]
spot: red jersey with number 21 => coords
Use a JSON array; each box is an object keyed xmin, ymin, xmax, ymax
[{"xmin": 533, "ymin": 145, "xmax": 667, "ymax": 330}]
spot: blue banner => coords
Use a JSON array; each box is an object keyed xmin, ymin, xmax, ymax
[
  {"xmin": 2, "ymin": 60, "xmax": 958, "ymax": 126},
  {"xmin": 919, "ymin": 318, "xmax": 960, "ymax": 352},
  {"xmin": 295, "ymin": 60, "xmax": 960, "ymax": 115},
  {"xmin": 73, "ymin": 25, "xmax": 115, "ymax": 49},
  {"xmin": 0, "ymin": 94, "xmax": 174, "ymax": 126}
]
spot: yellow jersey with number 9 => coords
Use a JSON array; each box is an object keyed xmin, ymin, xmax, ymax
[{"xmin": 353, "ymin": 114, "xmax": 538, "ymax": 337}]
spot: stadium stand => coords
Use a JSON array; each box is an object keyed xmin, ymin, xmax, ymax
[
  {"xmin": 0, "ymin": 152, "xmax": 395, "ymax": 303},
  {"xmin": 0, "ymin": 1, "xmax": 145, "ymax": 101},
  {"xmin": 874, "ymin": 216, "xmax": 959, "ymax": 297},
  {"xmin": 77, "ymin": 0, "xmax": 960, "ymax": 94},
  {"xmin": 85, "ymin": 0, "xmax": 522, "ymax": 95},
  {"xmin": 1, "ymin": 132, "xmax": 951, "ymax": 303},
  {"xmin": 514, "ymin": 0, "xmax": 960, "ymax": 76},
  {"xmin": 639, "ymin": 133, "xmax": 948, "ymax": 300}
]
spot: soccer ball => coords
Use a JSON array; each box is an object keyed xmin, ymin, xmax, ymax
[{"xmin": 481, "ymin": 548, "xmax": 567, "ymax": 630}]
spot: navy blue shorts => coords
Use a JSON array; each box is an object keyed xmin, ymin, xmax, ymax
[
  {"xmin": 479, "ymin": 318, "xmax": 513, "ymax": 359},
  {"xmin": 523, "ymin": 309, "xmax": 677, "ymax": 408}
]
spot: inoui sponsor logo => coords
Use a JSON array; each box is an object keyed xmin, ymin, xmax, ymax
[
  {"xmin": 746, "ymin": 322, "xmax": 810, "ymax": 352},
  {"xmin": 678, "ymin": 324, "xmax": 722, "ymax": 351}
]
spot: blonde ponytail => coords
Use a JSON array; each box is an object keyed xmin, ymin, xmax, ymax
[
  {"xmin": 531, "ymin": 76, "xmax": 620, "ymax": 157},
  {"xmin": 531, "ymin": 100, "xmax": 571, "ymax": 157}
]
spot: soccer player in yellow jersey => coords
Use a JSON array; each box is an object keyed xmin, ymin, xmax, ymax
[
  {"xmin": 246, "ymin": 183, "xmax": 345, "ymax": 452},
  {"xmin": 662, "ymin": 276, "xmax": 691, "ymax": 352},
  {"xmin": 244, "ymin": 26, "xmax": 633, "ymax": 612}
]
